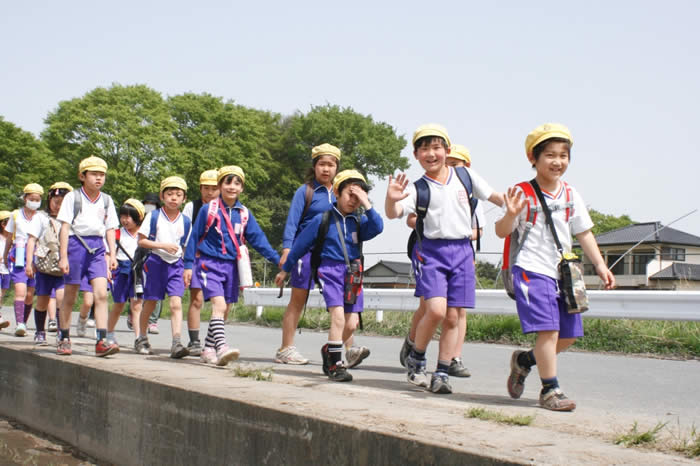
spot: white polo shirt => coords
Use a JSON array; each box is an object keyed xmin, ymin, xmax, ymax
[
  {"xmin": 26, "ymin": 212, "xmax": 55, "ymax": 240},
  {"xmin": 116, "ymin": 227, "xmax": 139, "ymax": 262},
  {"xmin": 6, "ymin": 209, "xmax": 43, "ymax": 246},
  {"xmin": 57, "ymin": 188, "xmax": 119, "ymax": 237},
  {"xmin": 399, "ymin": 166, "xmax": 494, "ymax": 240},
  {"xmin": 138, "ymin": 209, "xmax": 189, "ymax": 264}
]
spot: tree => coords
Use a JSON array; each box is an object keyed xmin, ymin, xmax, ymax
[
  {"xmin": 589, "ymin": 209, "xmax": 635, "ymax": 235},
  {"xmin": 476, "ymin": 261, "xmax": 500, "ymax": 289},
  {"xmin": 41, "ymin": 84, "xmax": 179, "ymax": 202},
  {"xmin": 0, "ymin": 117, "xmax": 60, "ymax": 209}
]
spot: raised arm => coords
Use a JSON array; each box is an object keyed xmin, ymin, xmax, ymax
[{"xmin": 384, "ymin": 174, "xmax": 410, "ymax": 219}]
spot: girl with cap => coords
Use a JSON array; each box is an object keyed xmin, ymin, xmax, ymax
[
  {"xmin": 184, "ymin": 166, "xmax": 280, "ymax": 366},
  {"xmin": 0, "ymin": 210, "xmax": 11, "ymax": 329},
  {"xmin": 141, "ymin": 192, "xmax": 162, "ymax": 335},
  {"xmin": 276, "ymin": 143, "xmax": 340, "ymax": 365},
  {"xmin": 25, "ymin": 182, "xmax": 73, "ymax": 345},
  {"xmin": 2, "ymin": 183, "xmax": 45, "ymax": 337}
]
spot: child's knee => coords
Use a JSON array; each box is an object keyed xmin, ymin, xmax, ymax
[
  {"xmin": 344, "ymin": 313, "xmax": 359, "ymax": 332},
  {"xmin": 443, "ymin": 308, "xmax": 460, "ymax": 328}
]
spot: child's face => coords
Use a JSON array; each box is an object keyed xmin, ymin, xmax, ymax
[
  {"xmin": 79, "ymin": 171, "xmax": 106, "ymax": 191},
  {"xmin": 414, "ymin": 139, "xmax": 449, "ymax": 176},
  {"xmin": 120, "ymin": 213, "xmax": 137, "ymax": 230},
  {"xmin": 220, "ymin": 177, "xmax": 244, "ymax": 205},
  {"xmin": 530, "ymin": 141, "xmax": 570, "ymax": 186},
  {"xmin": 335, "ymin": 183, "xmax": 363, "ymax": 215},
  {"xmin": 200, "ymin": 185, "xmax": 219, "ymax": 203},
  {"xmin": 160, "ymin": 189, "xmax": 186, "ymax": 212},
  {"xmin": 445, "ymin": 157, "xmax": 468, "ymax": 168},
  {"xmin": 49, "ymin": 195, "xmax": 64, "ymax": 216},
  {"xmin": 314, "ymin": 155, "xmax": 338, "ymax": 186}
]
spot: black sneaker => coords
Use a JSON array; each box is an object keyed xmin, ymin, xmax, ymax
[
  {"xmin": 430, "ymin": 372, "xmax": 453, "ymax": 394},
  {"xmin": 321, "ymin": 344, "xmax": 331, "ymax": 376},
  {"xmin": 170, "ymin": 341, "xmax": 190, "ymax": 359},
  {"xmin": 448, "ymin": 357, "xmax": 471, "ymax": 378},
  {"xmin": 187, "ymin": 340, "xmax": 202, "ymax": 357},
  {"xmin": 399, "ymin": 336, "xmax": 412, "ymax": 368},
  {"xmin": 328, "ymin": 363, "xmax": 353, "ymax": 382}
]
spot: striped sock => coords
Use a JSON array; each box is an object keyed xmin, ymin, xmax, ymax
[
  {"xmin": 210, "ymin": 318, "xmax": 226, "ymax": 350},
  {"xmin": 327, "ymin": 341, "xmax": 343, "ymax": 366},
  {"xmin": 204, "ymin": 323, "xmax": 216, "ymax": 349}
]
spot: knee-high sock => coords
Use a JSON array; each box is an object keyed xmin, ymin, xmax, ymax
[
  {"xmin": 14, "ymin": 301, "xmax": 24, "ymax": 324},
  {"xmin": 23, "ymin": 303, "xmax": 32, "ymax": 324},
  {"xmin": 34, "ymin": 310, "xmax": 47, "ymax": 332}
]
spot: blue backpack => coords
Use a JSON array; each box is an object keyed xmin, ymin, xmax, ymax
[{"xmin": 147, "ymin": 209, "xmax": 192, "ymax": 247}]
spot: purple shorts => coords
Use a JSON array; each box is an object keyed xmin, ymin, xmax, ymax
[
  {"xmin": 289, "ymin": 251, "xmax": 314, "ymax": 290},
  {"xmin": 143, "ymin": 254, "xmax": 185, "ymax": 300},
  {"xmin": 189, "ymin": 256, "xmax": 202, "ymax": 290},
  {"xmin": 35, "ymin": 271, "xmax": 65, "ymax": 297},
  {"xmin": 64, "ymin": 236, "xmax": 107, "ymax": 285},
  {"xmin": 80, "ymin": 274, "xmax": 93, "ymax": 292},
  {"xmin": 9, "ymin": 247, "xmax": 36, "ymax": 288},
  {"xmin": 1, "ymin": 273, "xmax": 9, "ymax": 290},
  {"xmin": 412, "ymin": 237, "xmax": 475, "ymax": 308},
  {"xmin": 112, "ymin": 271, "xmax": 134, "ymax": 303},
  {"xmin": 196, "ymin": 255, "xmax": 239, "ymax": 304},
  {"xmin": 512, "ymin": 266, "xmax": 583, "ymax": 338},
  {"xmin": 317, "ymin": 259, "xmax": 363, "ymax": 313}
]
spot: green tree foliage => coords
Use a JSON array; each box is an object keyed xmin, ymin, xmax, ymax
[
  {"xmin": 476, "ymin": 261, "xmax": 500, "ymax": 289},
  {"xmin": 41, "ymin": 84, "xmax": 179, "ymax": 201},
  {"xmin": 589, "ymin": 208, "xmax": 635, "ymax": 235},
  {"xmin": 0, "ymin": 117, "xmax": 60, "ymax": 209}
]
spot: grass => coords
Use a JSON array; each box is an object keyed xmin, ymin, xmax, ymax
[
  {"xmin": 614, "ymin": 421, "xmax": 667, "ymax": 447},
  {"xmin": 231, "ymin": 364, "xmax": 273, "ymax": 381},
  {"xmin": 465, "ymin": 407, "xmax": 534, "ymax": 426},
  {"xmin": 671, "ymin": 423, "xmax": 700, "ymax": 458}
]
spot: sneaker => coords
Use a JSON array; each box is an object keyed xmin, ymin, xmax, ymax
[
  {"xmin": 507, "ymin": 350, "xmax": 531, "ymax": 399},
  {"xmin": 86, "ymin": 318, "xmax": 96, "ymax": 328},
  {"xmin": 170, "ymin": 341, "xmax": 189, "ymax": 359},
  {"xmin": 200, "ymin": 347, "xmax": 218, "ymax": 365},
  {"xmin": 14, "ymin": 323, "xmax": 27, "ymax": 337},
  {"xmin": 187, "ymin": 340, "xmax": 202, "ymax": 357},
  {"xmin": 328, "ymin": 363, "xmax": 353, "ymax": 382},
  {"xmin": 448, "ymin": 357, "xmax": 471, "ymax": 378},
  {"xmin": 148, "ymin": 323, "xmax": 159, "ymax": 334},
  {"xmin": 0, "ymin": 317, "xmax": 10, "ymax": 330},
  {"xmin": 216, "ymin": 345, "xmax": 240, "ymax": 367},
  {"xmin": 539, "ymin": 388, "xmax": 577, "ymax": 412},
  {"xmin": 275, "ymin": 346, "xmax": 309, "ymax": 365},
  {"xmin": 47, "ymin": 319, "xmax": 58, "ymax": 333},
  {"xmin": 126, "ymin": 314, "xmax": 133, "ymax": 331},
  {"xmin": 95, "ymin": 338, "xmax": 120, "ymax": 357},
  {"xmin": 320, "ymin": 344, "xmax": 331, "ymax": 376},
  {"xmin": 76, "ymin": 318, "xmax": 88, "ymax": 337},
  {"xmin": 56, "ymin": 339, "xmax": 72, "ymax": 355},
  {"xmin": 345, "ymin": 346, "xmax": 370, "ymax": 369},
  {"xmin": 399, "ymin": 336, "xmax": 412, "ymax": 368},
  {"xmin": 405, "ymin": 353, "xmax": 429, "ymax": 387},
  {"xmin": 34, "ymin": 331, "xmax": 49, "ymax": 346},
  {"xmin": 134, "ymin": 337, "xmax": 152, "ymax": 355},
  {"xmin": 430, "ymin": 372, "xmax": 453, "ymax": 394}
]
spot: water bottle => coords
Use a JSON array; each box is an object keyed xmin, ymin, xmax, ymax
[
  {"xmin": 237, "ymin": 245, "xmax": 253, "ymax": 289},
  {"xmin": 15, "ymin": 239, "xmax": 26, "ymax": 268}
]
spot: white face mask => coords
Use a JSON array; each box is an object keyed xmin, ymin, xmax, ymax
[
  {"xmin": 25, "ymin": 200, "xmax": 41, "ymax": 211},
  {"xmin": 144, "ymin": 204, "xmax": 157, "ymax": 213}
]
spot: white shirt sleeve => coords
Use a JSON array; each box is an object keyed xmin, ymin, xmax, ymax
[
  {"xmin": 56, "ymin": 191, "xmax": 75, "ymax": 225},
  {"xmin": 5, "ymin": 212, "xmax": 16, "ymax": 236},
  {"xmin": 466, "ymin": 167, "xmax": 495, "ymax": 201},
  {"xmin": 105, "ymin": 195, "xmax": 119, "ymax": 230},
  {"xmin": 183, "ymin": 201, "xmax": 193, "ymax": 220},
  {"xmin": 570, "ymin": 187, "xmax": 594, "ymax": 235},
  {"xmin": 137, "ymin": 212, "xmax": 152, "ymax": 238},
  {"xmin": 26, "ymin": 213, "xmax": 49, "ymax": 239}
]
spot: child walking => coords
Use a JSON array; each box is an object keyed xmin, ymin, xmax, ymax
[
  {"xmin": 137, "ymin": 177, "xmax": 191, "ymax": 358},
  {"xmin": 275, "ymin": 170, "xmax": 383, "ymax": 382},
  {"xmin": 0, "ymin": 211, "xmax": 12, "ymax": 329},
  {"xmin": 495, "ymin": 123, "xmax": 615, "ymax": 411},
  {"xmin": 184, "ymin": 166, "xmax": 280, "ymax": 366}
]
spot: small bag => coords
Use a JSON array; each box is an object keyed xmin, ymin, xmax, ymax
[
  {"xmin": 34, "ymin": 218, "xmax": 62, "ymax": 276},
  {"xmin": 334, "ymin": 216, "xmax": 364, "ymax": 305},
  {"xmin": 532, "ymin": 180, "xmax": 589, "ymax": 314},
  {"xmin": 237, "ymin": 244, "xmax": 253, "ymax": 289}
]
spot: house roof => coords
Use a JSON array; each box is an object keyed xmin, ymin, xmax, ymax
[
  {"xmin": 364, "ymin": 260, "xmax": 413, "ymax": 276},
  {"xmin": 586, "ymin": 222, "xmax": 700, "ymax": 247},
  {"xmin": 649, "ymin": 263, "xmax": 700, "ymax": 281}
]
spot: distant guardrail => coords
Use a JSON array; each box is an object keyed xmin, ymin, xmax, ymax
[{"xmin": 244, "ymin": 288, "xmax": 700, "ymax": 322}]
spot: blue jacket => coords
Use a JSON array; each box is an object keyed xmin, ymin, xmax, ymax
[
  {"xmin": 184, "ymin": 197, "xmax": 280, "ymax": 269},
  {"xmin": 282, "ymin": 181, "xmax": 335, "ymax": 249},
  {"xmin": 282, "ymin": 204, "xmax": 383, "ymax": 273}
]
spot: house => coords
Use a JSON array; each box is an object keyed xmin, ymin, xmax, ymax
[
  {"xmin": 577, "ymin": 222, "xmax": 700, "ymax": 290},
  {"xmin": 363, "ymin": 260, "xmax": 415, "ymax": 288}
]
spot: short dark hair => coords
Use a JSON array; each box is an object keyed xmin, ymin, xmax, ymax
[
  {"xmin": 142, "ymin": 193, "xmax": 160, "ymax": 208},
  {"xmin": 119, "ymin": 203, "xmax": 144, "ymax": 226},
  {"xmin": 0, "ymin": 219, "xmax": 7, "ymax": 234},
  {"xmin": 338, "ymin": 178, "xmax": 370, "ymax": 195},
  {"xmin": 532, "ymin": 137, "xmax": 572, "ymax": 166},
  {"xmin": 413, "ymin": 135, "xmax": 449, "ymax": 151}
]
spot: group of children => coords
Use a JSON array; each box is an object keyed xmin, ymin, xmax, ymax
[{"xmin": 0, "ymin": 122, "xmax": 616, "ymax": 411}]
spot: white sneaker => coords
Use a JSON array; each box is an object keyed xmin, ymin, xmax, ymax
[
  {"xmin": 274, "ymin": 346, "xmax": 309, "ymax": 365},
  {"xmin": 14, "ymin": 323, "xmax": 27, "ymax": 337},
  {"xmin": 77, "ymin": 318, "xmax": 88, "ymax": 337},
  {"xmin": 216, "ymin": 345, "xmax": 240, "ymax": 367},
  {"xmin": 200, "ymin": 347, "xmax": 218, "ymax": 365},
  {"xmin": 86, "ymin": 318, "xmax": 96, "ymax": 328}
]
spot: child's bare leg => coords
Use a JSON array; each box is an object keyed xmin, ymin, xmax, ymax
[
  {"xmin": 280, "ymin": 287, "xmax": 309, "ymax": 348},
  {"xmin": 533, "ymin": 330, "xmax": 559, "ymax": 379},
  {"xmin": 438, "ymin": 307, "xmax": 460, "ymax": 363},
  {"xmin": 169, "ymin": 296, "xmax": 183, "ymax": 340},
  {"xmin": 80, "ymin": 291, "xmax": 94, "ymax": 319},
  {"xmin": 187, "ymin": 288, "xmax": 203, "ymax": 342},
  {"xmin": 140, "ymin": 300, "xmax": 156, "ymax": 336},
  {"xmin": 342, "ymin": 312, "xmax": 359, "ymax": 349},
  {"xmin": 59, "ymin": 284, "xmax": 80, "ymax": 337},
  {"xmin": 90, "ymin": 278, "xmax": 109, "ymax": 330},
  {"xmin": 414, "ymin": 297, "xmax": 447, "ymax": 351},
  {"xmin": 452, "ymin": 308, "xmax": 467, "ymax": 359},
  {"xmin": 108, "ymin": 302, "xmax": 125, "ymax": 333},
  {"xmin": 408, "ymin": 299, "xmax": 425, "ymax": 342},
  {"xmin": 130, "ymin": 298, "xmax": 143, "ymax": 338}
]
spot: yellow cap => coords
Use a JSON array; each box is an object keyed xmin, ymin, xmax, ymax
[
  {"xmin": 199, "ymin": 169, "xmax": 218, "ymax": 186},
  {"xmin": 311, "ymin": 143, "xmax": 341, "ymax": 161},
  {"xmin": 123, "ymin": 198, "xmax": 146, "ymax": 220},
  {"xmin": 23, "ymin": 183, "xmax": 44, "ymax": 196},
  {"xmin": 525, "ymin": 123, "xmax": 573, "ymax": 156},
  {"xmin": 412, "ymin": 123, "xmax": 451, "ymax": 148},
  {"xmin": 449, "ymin": 144, "xmax": 471, "ymax": 164},
  {"xmin": 78, "ymin": 156, "xmax": 108, "ymax": 174},
  {"xmin": 0, "ymin": 211, "xmax": 11, "ymax": 221},
  {"xmin": 160, "ymin": 176, "xmax": 188, "ymax": 193},
  {"xmin": 333, "ymin": 169, "xmax": 367, "ymax": 193},
  {"xmin": 217, "ymin": 165, "xmax": 245, "ymax": 184},
  {"xmin": 49, "ymin": 182, "xmax": 74, "ymax": 192}
]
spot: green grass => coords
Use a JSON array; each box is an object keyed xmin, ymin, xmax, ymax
[
  {"xmin": 614, "ymin": 422, "xmax": 667, "ymax": 447},
  {"xmin": 465, "ymin": 407, "xmax": 534, "ymax": 426},
  {"xmin": 671, "ymin": 424, "xmax": 700, "ymax": 458},
  {"xmin": 231, "ymin": 364, "xmax": 273, "ymax": 381}
]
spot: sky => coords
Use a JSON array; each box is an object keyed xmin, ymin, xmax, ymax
[{"xmin": 2, "ymin": 1, "xmax": 699, "ymax": 266}]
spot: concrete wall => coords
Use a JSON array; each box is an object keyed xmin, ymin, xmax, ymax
[{"xmin": 0, "ymin": 347, "xmax": 517, "ymax": 466}]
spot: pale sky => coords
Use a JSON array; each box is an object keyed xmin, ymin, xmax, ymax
[{"xmin": 2, "ymin": 1, "xmax": 699, "ymax": 266}]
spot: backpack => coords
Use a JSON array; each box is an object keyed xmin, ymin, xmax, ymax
[
  {"xmin": 34, "ymin": 216, "xmax": 62, "ymax": 276},
  {"xmin": 196, "ymin": 198, "xmax": 248, "ymax": 257},
  {"xmin": 501, "ymin": 180, "xmax": 574, "ymax": 299},
  {"xmin": 298, "ymin": 184, "xmax": 314, "ymax": 230},
  {"xmin": 132, "ymin": 209, "xmax": 192, "ymax": 278},
  {"xmin": 406, "ymin": 166, "xmax": 480, "ymax": 260}
]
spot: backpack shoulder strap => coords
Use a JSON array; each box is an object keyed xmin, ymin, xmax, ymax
[
  {"xmin": 455, "ymin": 166, "xmax": 482, "ymax": 250},
  {"xmin": 310, "ymin": 210, "xmax": 332, "ymax": 287},
  {"xmin": 297, "ymin": 183, "xmax": 314, "ymax": 229},
  {"xmin": 562, "ymin": 181, "xmax": 574, "ymax": 222},
  {"xmin": 148, "ymin": 209, "xmax": 160, "ymax": 241},
  {"xmin": 72, "ymin": 190, "xmax": 82, "ymax": 223},
  {"xmin": 239, "ymin": 206, "xmax": 249, "ymax": 245},
  {"xmin": 518, "ymin": 181, "xmax": 539, "ymax": 225},
  {"xmin": 414, "ymin": 178, "xmax": 430, "ymax": 233}
]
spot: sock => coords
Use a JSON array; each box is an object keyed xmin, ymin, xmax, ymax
[
  {"xmin": 204, "ymin": 323, "xmax": 215, "ymax": 349},
  {"xmin": 23, "ymin": 303, "xmax": 32, "ymax": 323},
  {"xmin": 96, "ymin": 328, "xmax": 107, "ymax": 341},
  {"xmin": 188, "ymin": 329, "xmax": 199, "ymax": 344},
  {"xmin": 327, "ymin": 341, "xmax": 343, "ymax": 366},
  {"xmin": 14, "ymin": 300, "xmax": 24, "ymax": 324},
  {"xmin": 209, "ymin": 318, "xmax": 226, "ymax": 350},
  {"xmin": 436, "ymin": 359, "xmax": 450, "ymax": 375},
  {"xmin": 55, "ymin": 310, "xmax": 60, "ymax": 327},
  {"xmin": 79, "ymin": 315, "xmax": 88, "ymax": 323},
  {"xmin": 410, "ymin": 348, "xmax": 426, "ymax": 361},
  {"xmin": 540, "ymin": 377, "xmax": 559, "ymax": 395},
  {"xmin": 34, "ymin": 310, "xmax": 47, "ymax": 332},
  {"xmin": 107, "ymin": 331, "xmax": 115, "ymax": 341},
  {"xmin": 59, "ymin": 328, "xmax": 70, "ymax": 341},
  {"xmin": 173, "ymin": 335, "xmax": 181, "ymax": 345},
  {"xmin": 518, "ymin": 350, "xmax": 537, "ymax": 369}
]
